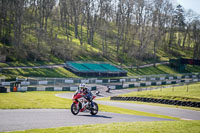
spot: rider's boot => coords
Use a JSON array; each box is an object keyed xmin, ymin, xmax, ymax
[
  {"xmin": 89, "ymin": 99, "xmax": 94, "ymax": 108},
  {"xmin": 91, "ymin": 101, "xmax": 94, "ymax": 107}
]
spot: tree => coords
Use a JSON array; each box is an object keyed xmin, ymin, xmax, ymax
[
  {"xmin": 192, "ymin": 19, "xmax": 200, "ymax": 59},
  {"xmin": 98, "ymin": 0, "xmax": 112, "ymax": 57},
  {"xmin": 182, "ymin": 10, "xmax": 196, "ymax": 49},
  {"xmin": 85, "ymin": 0, "xmax": 100, "ymax": 45},
  {"xmin": 174, "ymin": 5, "xmax": 185, "ymax": 47}
]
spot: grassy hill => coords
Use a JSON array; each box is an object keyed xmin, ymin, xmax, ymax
[
  {"xmin": 0, "ymin": 20, "xmax": 195, "ymax": 66},
  {"xmin": 126, "ymin": 64, "xmax": 200, "ymax": 76},
  {"xmin": 0, "ymin": 19, "xmax": 199, "ymax": 79},
  {"xmin": 1, "ymin": 64, "xmax": 200, "ymax": 80}
]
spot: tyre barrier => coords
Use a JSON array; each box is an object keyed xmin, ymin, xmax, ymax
[
  {"xmin": 110, "ymin": 96, "xmax": 200, "ymax": 108},
  {"xmin": 0, "ymin": 86, "xmax": 7, "ymax": 93}
]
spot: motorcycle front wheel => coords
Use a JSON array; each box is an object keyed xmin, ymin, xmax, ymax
[
  {"xmin": 90, "ymin": 102, "xmax": 98, "ymax": 115},
  {"xmin": 71, "ymin": 103, "xmax": 80, "ymax": 115}
]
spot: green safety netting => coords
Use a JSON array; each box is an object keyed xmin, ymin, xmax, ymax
[{"xmin": 66, "ymin": 62, "xmax": 125, "ymax": 73}]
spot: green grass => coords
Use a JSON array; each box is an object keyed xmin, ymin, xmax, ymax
[
  {"xmin": 0, "ymin": 73, "xmax": 20, "ymax": 81},
  {"xmin": 0, "ymin": 91, "xmax": 178, "ymax": 120},
  {"xmin": 0, "ymin": 62, "xmax": 9, "ymax": 68},
  {"xmin": 1, "ymin": 64, "xmax": 200, "ymax": 80},
  {"xmin": 126, "ymin": 64, "xmax": 200, "ymax": 76},
  {"xmin": 186, "ymin": 65, "xmax": 200, "ymax": 73},
  {"xmin": 120, "ymin": 82, "xmax": 200, "ymax": 102},
  {"xmin": 5, "ymin": 56, "xmax": 64, "ymax": 67},
  {"xmin": 4, "ymin": 121, "xmax": 200, "ymax": 133},
  {"xmin": 0, "ymin": 91, "xmax": 71, "ymax": 109},
  {"xmin": 126, "ymin": 64, "xmax": 177, "ymax": 76},
  {"xmin": 1, "ymin": 67, "xmax": 79, "ymax": 78},
  {"xmin": 157, "ymin": 46, "xmax": 194, "ymax": 61}
]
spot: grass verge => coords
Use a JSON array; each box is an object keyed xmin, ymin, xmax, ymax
[
  {"xmin": 0, "ymin": 91, "xmax": 71, "ymax": 109},
  {"xmin": 3, "ymin": 120, "xmax": 200, "ymax": 133},
  {"xmin": 120, "ymin": 82, "xmax": 200, "ymax": 102}
]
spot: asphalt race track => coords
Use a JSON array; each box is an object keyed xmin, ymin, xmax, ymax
[
  {"xmin": 57, "ymin": 90, "xmax": 200, "ymax": 120},
  {"xmin": 97, "ymin": 101, "xmax": 200, "ymax": 120},
  {"xmin": 0, "ymin": 109, "xmax": 170, "ymax": 132}
]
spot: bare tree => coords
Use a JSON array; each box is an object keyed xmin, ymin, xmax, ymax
[
  {"xmin": 85, "ymin": 0, "xmax": 100, "ymax": 45},
  {"xmin": 192, "ymin": 19, "xmax": 200, "ymax": 59}
]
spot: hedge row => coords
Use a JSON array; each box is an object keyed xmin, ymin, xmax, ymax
[{"xmin": 110, "ymin": 96, "xmax": 200, "ymax": 108}]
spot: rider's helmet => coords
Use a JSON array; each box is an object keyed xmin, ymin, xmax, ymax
[
  {"xmin": 79, "ymin": 83, "xmax": 86, "ymax": 92},
  {"xmin": 82, "ymin": 83, "xmax": 86, "ymax": 88},
  {"xmin": 79, "ymin": 83, "xmax": 84, "ymax": 91}
]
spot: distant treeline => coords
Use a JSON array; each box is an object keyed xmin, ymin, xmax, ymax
[{"xmin": 0, "ymin": 0, "xmax": 200, "ymax": 64}]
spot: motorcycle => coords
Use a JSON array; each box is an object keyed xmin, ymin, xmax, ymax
[{"xmin": 71, "ymin": 91, "xmax": 98, "ymax": 115}]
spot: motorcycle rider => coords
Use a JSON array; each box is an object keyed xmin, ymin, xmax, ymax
[{"xmin": 79, "ymin": 83, "xmax": 94, "ymax": 107}]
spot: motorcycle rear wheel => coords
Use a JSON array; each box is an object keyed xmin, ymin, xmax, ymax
[
  {"xmin": 71, "ymin": 103, "xmax": 80, "ymax": 115},
  {"xmin": 90, "ymin": 102, "xmax": 98, "ymax": 115}
]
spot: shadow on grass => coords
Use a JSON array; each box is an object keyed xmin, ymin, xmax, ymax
[
  {"xmin": 127, "ymin": 64, "xmax": 200, "ymax": 76},
  {"xmin": 2, "ymin": 67, "xmax": 78, "ymax": 78},
  {"xmin": 127, "ymin": 65, "xmax": 169, "ymax": 76}
]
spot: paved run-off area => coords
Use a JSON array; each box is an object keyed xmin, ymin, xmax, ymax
[{"xmin": 0, "ymin": 109, "xmax": 170, "ymax": 132}]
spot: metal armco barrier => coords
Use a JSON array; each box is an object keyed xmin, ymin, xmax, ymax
[
  {"xmin": 1, "ymin": 73, "xmax": 200, "ymax": 92},
  {"xmin": 11, "ymin": 86, "xmax": 97, "ymax": 92},
  {"xmin": 22, "ymin": 73, "xmax": 200, "ymax": 85},
  {"xmin": 0, "ymin": 73, "xmax": 196, "ymax": 86},
  {"xmin": 109, "ymin": 79, "xmax": 200, "ymax": 90}
]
